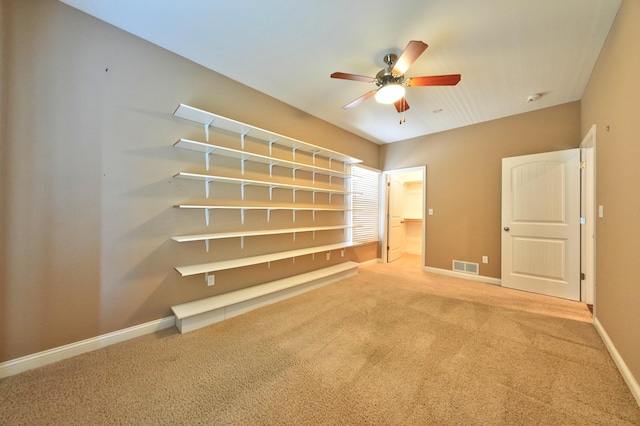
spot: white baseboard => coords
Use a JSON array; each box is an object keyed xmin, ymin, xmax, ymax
[
  {"xmin": 424, "ymin": 266, "xmax": 501, "ymax": 286},
  {"xmin": 593, "ymin": 316, "xmax": 640, "ymax": 406},
  {"xmin": 0, "ymin": 316, "xmax": 175, "ymax": 379}
]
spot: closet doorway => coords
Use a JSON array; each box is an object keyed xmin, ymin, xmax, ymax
[{"xmin": 383, "ymin": 167, "xmax": 425, "ymax": 268}]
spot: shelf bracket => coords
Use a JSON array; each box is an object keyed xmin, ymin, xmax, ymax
[
  {"xmin": 241, "ymin": 158, "xmax": 246, "ymax": 176},
  {"xmin": 204, "ymin": 208, "xmax": 210, "ymax": 226},
  {"xmin": 293, "ymin": 188, "xmax": 297, "ymax": 203},
  {"xmin": 312, "ymin": 230, "xmax": 316, "ymax": 239},
  {"xmin": 312, "ymin": 191, "xmax": 316, "ymax": 204},
  {"xmin": 205, "ymin": 149, "xmax": 213, "ymax": 171},
  {"xmin": 292, "ymin": 147, "xmax": 298, "ymax": 162},
  {"xmin": 268, "ymin": 140, "xmax": 275, "ymax": 156},
  {"xmin": 312, "ymin": 152, "xmax": 318, "ymax": 166},
  {"xmin": 241, "ymin": 183, "xmax": 247, "ymax": 200},
  {"xmin": 269, "ymin": 163, "xmax": 274, "ymax": 178},
  {"xmin": 204, "ymin": 118, "xmax": 214, "ymax": 142},
  {"xmin": 312, "ymin": 170, "xmax": 316, "ymax": 184},
  {"xmin": 312, "ymin": 210, "xmax": 316, "ymax": 221},
  {"xmin": 293, "ymin": 232, "xmax": 296, "ymax": 242},
  {"xmin": 267, "ymin": 209, "xmax": 271, "ymax": 223},
  {"xmin": 292, "ymin": 209, "xmax": 296, "ymax": 223},
  {"xmin": 205, "ymin": 180, "xmax": 211, "ymax": 199},
  {"xmin": 267, "ymin": 261, "xmax": 271, "ymax": 269},
  {"xmin": 240, "ymin": 131, "xmax": 250, "ymax": 150},
  {"xmin": 292, "ymin": 257, "xmax": 296, "ymax": 264},
  {"xmin": 241, "ymin": 209, "xmax": 245, "ymax": 225},
  {"xmin": 269, "ymin": 186, "xmax": 273, "ymax": 201},
  {"xmin": 240, "ymin": 236, "xmax": 244, "ymax": 250},
  {"xmin": 205, "ymin": 239, "xmax": 210, "ymax": 252}
]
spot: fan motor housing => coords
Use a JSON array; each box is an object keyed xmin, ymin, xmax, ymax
[{"xmin": 376, "ymin": 69, "xmax": 404, "ymax": 87}]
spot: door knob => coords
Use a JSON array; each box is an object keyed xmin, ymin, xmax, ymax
[{"xmin": 503, "ymin": 226, "xmax": 510, "ymax": 231}]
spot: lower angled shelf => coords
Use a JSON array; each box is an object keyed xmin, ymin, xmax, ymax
[
  {"xmin": 175, "ymin": 242, "xmax": 355, "ymax": 276},
  {"xmin": 171, "ymin": 225, "xmax": 353, "ymax": 243}
]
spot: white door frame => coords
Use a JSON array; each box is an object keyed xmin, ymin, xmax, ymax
[
  {"xmin": 381, "ymin": 166, "xmax": 426, "ymax": 266},
  {"xmin": 580, "ymin": 125, "xmax": 597, "ymax": 306}
]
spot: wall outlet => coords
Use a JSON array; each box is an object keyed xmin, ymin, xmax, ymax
[
  {"xmin": 428, "ymin": 208, "xmax": 434, "ymax": 215},
  {"xmin": 482, "ymin": 256, "xmax": 489, "ymax": 264},
  {"xmin": 207, "ymin": 274, "xmax": 215, "ymax": 286},
  {"xmin": 326, "ymin": 252, "xmax": 331, "ymax": 260}
]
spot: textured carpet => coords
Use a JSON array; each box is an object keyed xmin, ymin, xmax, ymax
[{"xmin": 2, "ymin": 256, "xmax": 639, "ymax": 425}]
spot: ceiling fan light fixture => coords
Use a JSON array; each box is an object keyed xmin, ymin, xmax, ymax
[{"xmin": 375, "ymin": 84, "xmax": 405, "ymax": 104}]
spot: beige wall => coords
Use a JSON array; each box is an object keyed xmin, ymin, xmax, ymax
[
  {"xmin": 380, "ymin": 102, "xmax": 581, "ymax": 277},
  {"xmin": 581, "ymin": 0, "xmax": 640, "ymax": 387},
  {"xmin": 0, "ymin": 0, "xmax": 378, "ymax": 361}
]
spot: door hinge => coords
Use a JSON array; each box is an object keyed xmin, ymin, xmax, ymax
[
  {"xmin": 580, "ymin": 161, "xmax": 586, "ymax": 169},
  {"xmin": 580, "ymin": 217, "xmax": 586, "ymax": 225},
  {"xmin": 581, "ymin": 272, "xmax": 586, "ymax": 280}
]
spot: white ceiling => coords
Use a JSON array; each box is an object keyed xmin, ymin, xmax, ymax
[{"xmin": 60, "ymin": 0, "xmax": 621, "ymax": 144}]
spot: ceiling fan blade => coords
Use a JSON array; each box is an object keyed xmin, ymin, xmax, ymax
[
  {"xmin": 343, "ymin": 90, "xmax": 377, "ymax": 109},
  {"xmin": 331, "ymin": 72, "xmax": 376, "ymax": 83},
  {"xmin": 406, "ymin": 74, "xmax": 461, "ymax": 87},
  {"xmin": 392, "ymin": 40, "xmax": 428, "ymax": 75},
  {"xmin": 394, "ymin": 97, "xmax": 410, "ymax": 113}
]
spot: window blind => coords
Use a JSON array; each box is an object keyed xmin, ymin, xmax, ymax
[{"xmin": 351, "ymin": 165, "xmax": 380, "ymax": 243}]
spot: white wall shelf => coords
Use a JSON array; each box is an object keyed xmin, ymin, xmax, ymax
[
  {"xmin": 174, "ymin": 138, "xmax": 353, "ymax": 179},
  {"xmin": 172, "ymin": 225, "xmax": 352, "ymax": 242},
  {"xmin": 174, "ymin": 203, "xmax": 350, "ymax": 225},
  {"xmin": 174, "ymin": 171, "xmax": 352, "ymax": 201},
  {"xmin": 172, "ymin": 104, "xmax": 357, "ymax": 282},
  {"xmin": 175, "ymin": 242, "xmax": 355, "ymax": 277},
  {"xmin": 173, "ymin": 104, "xmax": 362, "ymax": 166},
  {"xmin": 172, "ymin": 224, "xmax": 355, "ymax": 250}
]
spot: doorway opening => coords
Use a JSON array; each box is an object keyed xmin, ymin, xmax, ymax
[{"xmin": 382, "ymin": 167, "xmax": 426, "ymax": 269}]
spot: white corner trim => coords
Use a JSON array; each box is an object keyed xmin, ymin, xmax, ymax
[
  {"xmin": 0, "ymin": 316, "xmax": 175, "ymax": 379},
  {"xmin": 424, "ymin": 266, "xmax": 501, "ymax": 286},
  {"xmin": 593, "ymin": 316, "xmax": 640, "ymax": 407}
]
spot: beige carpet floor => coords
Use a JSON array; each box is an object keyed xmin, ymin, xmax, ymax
[{"xmin": 2, "ymin": 256, "xmax": 639, "ymax": 425}]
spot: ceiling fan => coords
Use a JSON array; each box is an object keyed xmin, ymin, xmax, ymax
[{"xmin": 330, "ymin": 40, "xmax": 461, "ymax": 113}]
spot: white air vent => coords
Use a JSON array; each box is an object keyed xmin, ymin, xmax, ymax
[{"xmin": 452, "ymin": 260, "xmax": 479, "ymax": 275}]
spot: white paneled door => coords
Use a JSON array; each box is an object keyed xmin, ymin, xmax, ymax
[{"xmin": 501, "ymin": 149, "xmax": 581, "ymax": 300}]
